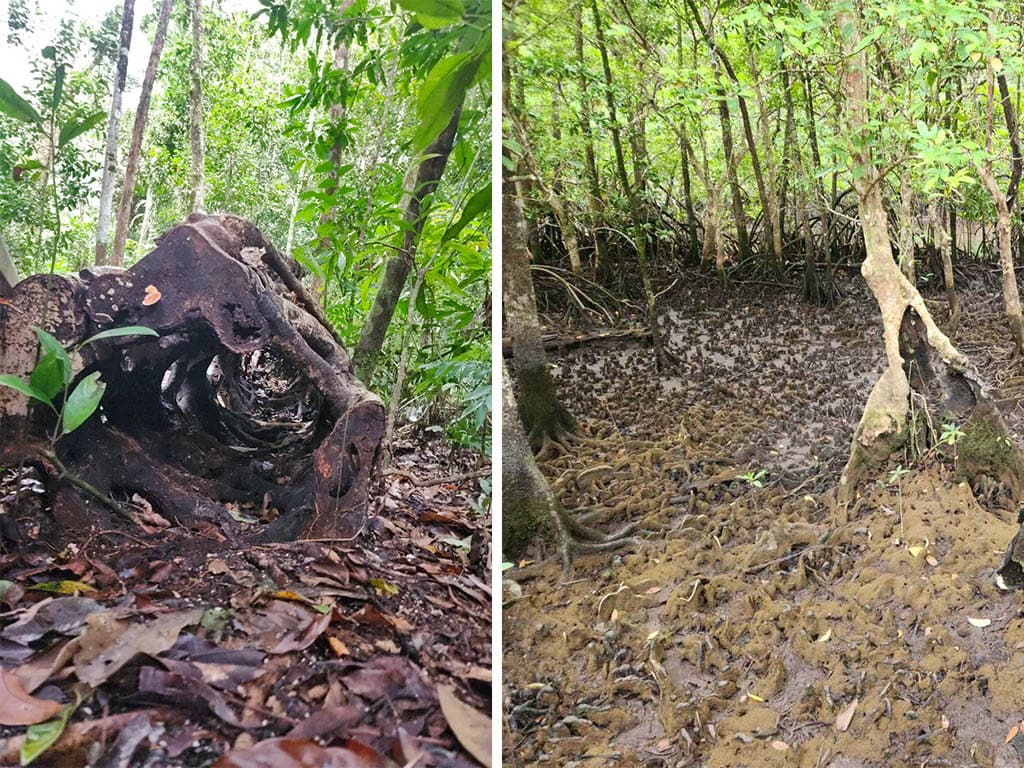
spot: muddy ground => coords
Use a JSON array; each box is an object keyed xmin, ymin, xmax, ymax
[
  {"xmin": 0, "ymin": 434, "xmax": 490, "ymax": 767},
  {"xmin": 504, "ymin": 268, "xmax": 1024, "ymax": 768}
]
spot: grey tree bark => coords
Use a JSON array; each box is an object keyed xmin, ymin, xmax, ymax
[
  {"xmin": 187, "ymin": 0, "xmax": 206, "ymax": 212},
  {"xmin": 112, "ymin": 0, "xmax": 174, "ymax": 267},
  {"xmin": 95, "ymin": 0, "xmax": 135, "ymax": 266}
]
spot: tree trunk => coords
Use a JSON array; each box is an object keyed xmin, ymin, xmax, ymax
[
  {"xmin": 590, "ymin": 0, "xmax": 630, "ymax": 206},
  {"xmin": 573, "ymin": 3, "xmax": 609, "ymax": 280},
  {"xmin": 136, "ymin": 181, "xmax": 154, "ymax": 258},
  {"xmin": 187, "ymin": 0, "xmax": 206, "ymax": 212},
  {"xmin": 351, "ymin": 110, "xmax": 460, "ymax": 385},
  {"xmin": 502, "ymin": 126, "xmax": 575, "ymax": 452},
  {"xmin": 679, "ymin": 124, "xmax": 700, "ymax": 266},
  {"xmin": 747, "ymin": 39, "xmax": 782, "ymax": 274},
  {"xmin": 0, "ymin": 235, "xmax": 18, "ymax": 291},
  {"xmin": 502, "ymin": 362, "xmax": 568, "ymax": 568},
  {"xmin": 548, "ymin": 192, "xmax": 581, "ymax": 276},
  {"xmin": 931, "ymin": 199, "xmax": 960, "ymax": 334},
  {"xmin": 95, "ymin": 0, "xmax": 135, "ymax": 266},
  {"xmin": 712, "ymin": 58, "xmax": 750, "ymax": 265},
  {"xmin": 802, "ymin": 69, "xmax": 832, "ymax": 269},
  {"xmin": 897, "ymin": 172, "xmax": 916, "ymax": 283},
  {"xmin": 979, "ymin": 58, "xmax": 1024, "ymax": 357},
  {"xmin": 837, "ymin": 9, "xmax": 1019, "ymax": 507},
  {"xmin": 111, "ymin": 0, "xmax": 173, "ymax": 267},
  {"xmin": 982, "ymin": 173, "xmax": 1024, "ymax": 356}
]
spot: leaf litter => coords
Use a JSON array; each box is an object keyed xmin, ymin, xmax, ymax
[
  {"xmin": 504, "ymin": 275, "xmax": 1024, "ymax": 767},
  {"xmin": 0, "ymin": 436, "xmax": 490, "ymax": 766}
]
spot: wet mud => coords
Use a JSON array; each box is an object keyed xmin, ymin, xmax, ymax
[{"xmin": 505, "ymin": 271, "xmax": 1024, "ymax": 768}]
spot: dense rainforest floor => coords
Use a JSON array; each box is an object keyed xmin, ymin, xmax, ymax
[
  {"xmin": 0, "ymin": 431, "xmax": 490, "ymax": 767},
  {"xmin": 504, "ymin": 267, "xmax": 1024, "ymax": 768}
]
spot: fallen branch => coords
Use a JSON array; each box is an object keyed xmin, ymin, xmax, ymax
[
  {"xmin": 501, "ymin": 327, "xmax": 652, "ymax": 357},
  {"xmin": 385, "ymin": 468, "xmax": 490, "ymax": 487}
]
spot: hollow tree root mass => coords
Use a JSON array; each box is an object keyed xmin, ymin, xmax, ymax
[{"xmin": 0, "ymin": 213, "xmax": 384, "ymax": 541}]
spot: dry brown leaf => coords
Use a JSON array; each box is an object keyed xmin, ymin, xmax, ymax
[
  {"xmin": 328, "ymin": 637, "xmax": 350, "ymax": 657},
  {"xmin": 968, "ymin": 617, "xmax": 992, "ymax": 628},
  {"xmin": 74, "ymin": 608, "xmax": 203, "ymax": 686},
  {"xmin": 835, "ymin": 698, "xmax": 858, "ymax": 732},
  {"xmin": 1007, "ymin": 723, "xmax": 1020, "ymax": 744},
  {"xmin": 0, "ymin": 664, "xmax": 63, "ymax": 725},
  {"xmin": 437, "ymin": 684, "xmax": 491, "ymax": 768},
  {"xmin": 770, "ymin": 740, "xmax": 790, "ymax": 751}
]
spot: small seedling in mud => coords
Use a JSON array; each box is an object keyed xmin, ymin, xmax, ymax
[
  {"xmin": 939, "ymin": 422, "xmax": 965, "ymax": 470},
  {"xmin": 739, "ymin": 469, "xmax": 768, "ymax": 488},
  {"xmin": 888, "ymin": 465, "xmax": 911, "ymax": 541},
  {"xmin": 0, "ymin": 325, "xmax": 157, "ymax": 448}
]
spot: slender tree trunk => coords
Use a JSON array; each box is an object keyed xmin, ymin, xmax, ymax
[
  {"xmin": 982, "ymin": 171, "xmax": 1024, "ymax": 355},
  {"xmin": 573, "ymin": 6, "xmax": 608, "ymax": 279},
  {"xmin": 352, "ymin": 111, "xmax": 460, "ymax": 384},
  {"xmin": 747, "ymin": 39, "xmax": 782, "ymax": 273},
  {"xmin": 685, "ymin": 1, "xmax": 758, "ymax": 267},
  {"xmin": 713, "ymin": 59, "xmax": 750, "ymax": 265},
  {"xmin": 802, "ymin": 69, "xmax": 833, "ymax": 270},
  {"xmin": 930, "ymin": 199, "xmax": 959, "ymax": 334},
  {"xmin": 136, "ymin": 181, "xmax": 154, "ymax": 258},
  {"xmin": 675, "ymin": 19, "xmax": 700, "ymax": 266},
  {"xmin": 574, "ymin": 4, "xmax": 601, "ymax": 206},
  {"xmin": 837, "ymin": 8, "xmax": 971, "ymax": 500},
  {"xmin": 0, "ymin": 235, "xmax": 18, "ymax": 291},
  {"xmin": 590, "ymin": 0, "xmax": 630, "ymax": 204},
  {"xmin": 187, "ymin": 0, "xmax": 205, "ymax": 212},
  {"xmin": 589, "ymin": 0, "xmax": 666, "ymax": 366},
  {"xmin": 897, "ymin": 172, "xmax": 916, "ymax": 283},
  {"xmin": 111, "ymin": 0, "xmax": 173, "ymax": 267},
  {"xmin": 95, "ymin": 0, "xmax": 134, "ymax": 266},
  {"xmin": 979, "ymin": 59, "xmax": 1024, "ymax": 356}
]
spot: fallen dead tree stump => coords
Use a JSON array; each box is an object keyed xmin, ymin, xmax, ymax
[{"xmin": 0, "ymin": 213, "xmax": 383, "ymax": 541}]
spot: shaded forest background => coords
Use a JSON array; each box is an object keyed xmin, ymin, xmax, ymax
[
  {"xmin": 0, "ymin": 0, "xmax": 492, "ymax": 455},
  {"xmin": 505, "ymin": 0, "xmax": 1023, "ymax": 324}
]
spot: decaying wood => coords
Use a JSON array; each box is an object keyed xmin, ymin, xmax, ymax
[{"xmin": 0, "ymin": 213, "xmax": 383, "ymax": 541}]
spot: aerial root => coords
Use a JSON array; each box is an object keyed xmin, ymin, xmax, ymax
[{"xmin": 533, "ymin": 426, "xmax": 576, "ymax": 460}]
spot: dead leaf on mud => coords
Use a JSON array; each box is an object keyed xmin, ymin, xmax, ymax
[
  {"xmin": 770, "ymin": 740, "xmax": 790, "ymax": 751},
  {"xmin": 270, "ymin": 606, "xmax": 336, "ymax": 654},
  {"xmin": 74, "ymin": 608, "xmax": 204, "ymax": 686},
  {"xmin": 1, "ymin": 596, "xmax": 102, "ymax": 643},
  {"xmin": 12, "ymin": 636, "xmax": 81, "ymax": 693},
  {"xmin": 438, "ymin": 684, "xmax": 491, "ymax": 768},
  {"xmin": 835, "ymin": 698, "xmax": 858, "ymax": 732},
  {"xmin": 1008, "ymin": 723, "xmax": 1021, "ymax": 744},
  {"xmin": 968, "ymin": 617, "xmax": 992, "ymax": 628},
  {"xmin": 0, "ymin": 664, "xmax": 63, "ymax": 725}
]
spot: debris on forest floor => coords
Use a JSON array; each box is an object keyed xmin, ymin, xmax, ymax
[
  {"xmin": 505, "ymin": 272, "xmax": 1024, "ymax": 768},
  {"xmin": 0, "ymin": 435, "xmax": 491, "ymax": 767}
]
